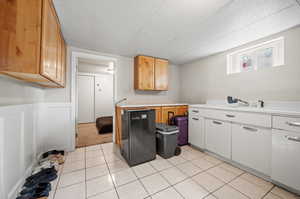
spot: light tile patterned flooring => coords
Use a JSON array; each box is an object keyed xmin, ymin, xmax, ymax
[{"xmin": 49, "ymin": 143, "xmax": 300, "ymax": 199}]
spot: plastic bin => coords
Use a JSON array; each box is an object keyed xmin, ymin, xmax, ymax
[{"xmin": 156, "ymin": 123, "xmax": 179, "ymax": 159}]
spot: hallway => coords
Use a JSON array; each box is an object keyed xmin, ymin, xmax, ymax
[{"xmin": 76, "ymin": 123, "xmax": 112, "ymax": 148}]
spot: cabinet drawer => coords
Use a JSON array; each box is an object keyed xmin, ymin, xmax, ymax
[
  {"xmin": 204, "ymin": 109, "xmax": 271, "ymax": 128},
  {"xmin": 189, "ymin": 108, "xmax": 200, "ymax": 117},
  {"xmin": 273, "ymin": 116, "xmax": 300, "ymax": 133}
]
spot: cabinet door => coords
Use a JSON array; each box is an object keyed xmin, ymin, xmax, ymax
[
  {"xmin": 232, "ymin": 124, "xmax": 271, "ymax": 175},
  {"xmin": 134, "ymin": 56, "xmax": 154, "ymax": 90},
  {"xmin": 205, "ymin": 119, "xmax": 231, "ymax": 159},
  {"xmin": 147, "ymin": 106, "xmax": 162, "ymax": 123},
  {"xmin": 40, "ymin": 0, "xmax": 59, "ymax": 82},
  {"xmin": 272, "ymin": 129, "xmax": 300, "ymax": 191},
  {"xmin": 0, "ymin": 0, "xmax": 42, "ymax": 74},
  {"xmin": 189, "ymin": 116, "xmax": 204, "ymax": 149},
  {"xmin": 161, "ymin": 106, "xmax": 177, "ymax": 124},
  {"xmin": 176, "ymin": 106, "xmax": 188, "ymax": 116},
  {"xmin": 154, "ymin": 58, "xmax": 168, "ymax": 90}
]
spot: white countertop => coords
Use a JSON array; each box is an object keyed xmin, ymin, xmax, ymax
[
  {"xmin": 117, "ymin": 103, "xmax": 188, "ymax": 108},
  {"xmin": 189, "ymin": 104, "xmax": 300, "ymax": 117}
]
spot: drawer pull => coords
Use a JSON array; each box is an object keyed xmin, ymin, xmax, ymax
[
  {"xmin": 242, "ymin": 126, "xmax": 258, "ymax": 132},
  {"xmin": 226, "ymin": 114, "xmax": 235, "ymax": 118},
  {"xmin": 192, "ymin": 118, "xmax": 199, "ymax": 121},
  {"xmin": 286, "ymin": 121, "xmax": 300, "ymax": 127},
  {"xmin": 213, "ymin": 121, "xmax": 222, "ymax": 125},
  {"xmin": 192, "ymin": 110, "xmax": 199, "ymax": 113},
  {"xmin": 285, "ymin": 135, "xmax": 300, "ymax": 142}
]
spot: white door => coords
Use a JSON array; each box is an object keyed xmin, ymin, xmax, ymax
[
  {"xmin": 77, "ymin": 75, "xmax": 95, "ymax": 123},
  {"xmin": 188, "ymin": 115, "xmax": 205, "ymax": 149},
  {"xmin": 205, "ymin": 119, "xmax": 231, "ymax": 159},
  {"xmin": 272, "ymin": 129, "xmax": 300, "ymax": 191},
  {"xmin": 232, "ymin": 124, "xmax": 271, "ymax": 175},
  {"xmin": 94, "ymin": 74, "xmax": 114, "ymax": 118}
]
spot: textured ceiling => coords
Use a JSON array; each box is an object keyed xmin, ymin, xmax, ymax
[{"xmin": 53, "ymin": 0, "xmax": 300, "ymax": 64}]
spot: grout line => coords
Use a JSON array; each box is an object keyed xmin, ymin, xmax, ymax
[
  {"xmin": 51, "ymin": 163, "xmax": 64, "ymax": 199},
  {"xmin": 157, "ymin": 170, "xmax": 186, "ymax": 199},
  {"xmin": 84, "ymin": 147, "xmax": 88, "ymax": 199},
  {"xmin": 131, "ymin": 164, "xmax": 152, "ymax": 198},
  {"xmin": 100, "ymin": 144, "xmax": 121, "ymax": 199},
  {"xmin": 261, "ymin": 185, "xmax": 276, "ymax": 199},
  {"xmin": 226, "ymin": 184, "xmax": 252, "ymax": 199},
  {"xmin": 209, "ymin": 172, "xmax": 248, "ymax": 199}
]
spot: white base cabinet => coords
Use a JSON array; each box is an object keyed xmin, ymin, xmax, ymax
[
  {"xmin": 205, "ymin": 119, "xmax": 231, "ymax": 159},
  {"xmin": 232, "ymin": 124, "xmax": 271, "ymax": 175},
  {"xmin": 188, "ymin": 114, "xmax": 205, "ymax": 149},
  {"xmin": 189, "ymin": 105, "xmax": 300, "ymax": 193},
  {"xmin": 272, "ymin": 129, "xmax": 300, "ymax": 191}
]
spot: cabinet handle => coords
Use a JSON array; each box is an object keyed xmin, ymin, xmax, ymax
[
  {"xmin": 192, "ymin": 118, "xmax": 199, "ymax": 121},
  {"xmin": 242, "ymin": 126, "xmax": 258, "ymax": 132},
  {"xmin": 226, "ymin": 114, "xmax": 235, "ymax": 118},
  {"xmin": 285, "ymin": 135, "xmax": 300, "ymax": 142},
  {"xmin": 213, "ymin": 121, "xmax": 222, "ymax": 125},
  {"xmin": 192, "ymin": 110, "xmax": 199, "ymax": 113},
  {"xmin": 286, "ymin": 121, "xmax": 300, "ymax": 127}
]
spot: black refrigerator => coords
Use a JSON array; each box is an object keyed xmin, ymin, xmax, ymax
[{"xmin": 121, "ymin": 109, "xmax": 156, "ymax": 166}]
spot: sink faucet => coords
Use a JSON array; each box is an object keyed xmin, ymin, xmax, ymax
[
  {"xmin": 237, "ymin": 99, "xmax": 250, "ymax": 106},
  {"xmin": 227, "ymin": 96, "xmax": 249, "ymax": 106}
]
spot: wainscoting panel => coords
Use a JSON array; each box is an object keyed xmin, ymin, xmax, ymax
[
  {"xmin": 0, "ymin": 104, "xmax": 36, "ymax": 199},
  {"xmin": 37, "ymin": 103, "xmax": 74, "ymax": 153},
  {"xmin": 0, "ymin": 103, "xmax": 75, "ymax": 199}
]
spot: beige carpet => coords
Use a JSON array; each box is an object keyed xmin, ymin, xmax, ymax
[{"xmin": 76, "ymin": 123, "xmax": 112, "ymax": 148}]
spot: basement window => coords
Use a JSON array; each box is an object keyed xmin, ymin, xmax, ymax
[{"xmin": 226, "ymin": 37, "xmax": 284, "ymax": 74}]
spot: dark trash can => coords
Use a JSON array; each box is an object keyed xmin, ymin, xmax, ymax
[{"xmin": 156, "ymin": 123, "xmax": 179, "ymax": 159}]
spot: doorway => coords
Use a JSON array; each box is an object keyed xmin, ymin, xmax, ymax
[{"xmin": 75, "ymin": 56, "xmax": 115, "ymax": 147}]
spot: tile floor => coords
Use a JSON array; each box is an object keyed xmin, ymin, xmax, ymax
[{"xmin": 49, "ymin": 143, "xmax": 300, "ymax": 199}]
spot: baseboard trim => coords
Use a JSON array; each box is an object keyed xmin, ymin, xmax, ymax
[{"xmin": 8, "ymin": 162, "xmax": 36, "ymax": 199}]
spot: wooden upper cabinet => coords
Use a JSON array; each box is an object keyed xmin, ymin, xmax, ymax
[
  {"xmin": 155, "ymin": 58, "xmax": 168, "ymax": 90},
  {"xmin": 0, "ymin": 0, "xmax": 66, "ymax": 88},
  {"xmin": 134, "ymin": 56, "xmax": 155, "ymax": 90},
  {"xmin": 134, "ymin": 55, "xmax": 169, "ymax": 91}
]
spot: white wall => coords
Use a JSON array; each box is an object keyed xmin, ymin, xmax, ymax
[
  {"xmin": 0, "ymin": 76, "xmax": 44, "ymax": 106},
  {"xmin": 179, "ymin": 26, "xmax": 300, "ymax": 104},
  {"xmin": 45, "ymin": 47, "xmax": 181, "ymax": 104},
  {"xmin": 78, "ymin": 62, "xmax": 110, "ymax": 74}
]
